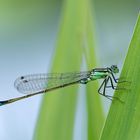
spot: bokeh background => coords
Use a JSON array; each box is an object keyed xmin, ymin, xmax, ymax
[{"xmin": 0, "ymin": 0, "xmax": 139, "ymax": 140}]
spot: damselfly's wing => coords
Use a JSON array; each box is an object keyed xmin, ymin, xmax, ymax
[{"xmin": 14, "ymin": 71, "xmax": 91, "ymax": 94}]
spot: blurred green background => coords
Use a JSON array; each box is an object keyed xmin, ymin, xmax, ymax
[{"xmin": 0, "ymin": 0, "xmax": 139, "ymax": 140}]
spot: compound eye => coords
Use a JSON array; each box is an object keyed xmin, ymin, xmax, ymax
[
  {"xmin": 111, "ymin": 65, "xmax": 119, "ymax": 73},
  {"xmin": 111, "ymin": 65, "xmax": 117, "ymax": 69}
]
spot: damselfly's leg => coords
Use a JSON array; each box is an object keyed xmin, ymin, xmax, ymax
[
  {"xmin": 109, "ymin": 74, "xmax": 130, "ymax": 93},
  {"xmin": 106, "ymin": 86, "xmax": 116, "ymax": 88},
  {"xmin": 107, "ymin": 76, "xmax": 125, "ymax": 103},
  {"xmin": 105, "ymin": 77, "xmax": 124, "ymax": 89},
  {"xmin": 103, "ymin": 77, "xmax": 116, "ymax": 100},
  {"xmin": 98, "ymin": 78, "xmax": 106, "ymax": 95},
  {"xmin": 108, "ymin": 76, "xmax": 127, "ymax": 91},
  {"xmin": 98, "ymin": 76, "xmax": 124, "ymax": 102},
  {"xmin": 108, "ymin": 76, "xmax": 117, "ymax": 89},
  {"xmin": 110, "ymin": 72, "xmax": 128, "ymax": 84},
  {"xmin": 106, "ymin": 67, "xmax": 127, "ymax": 83},
  {"xmin": 105, "ymin": 76, "xmax": 116, "ymax": 89},
  {"xmin": 98, "ymin": 77, "xmax": 113, "ymax": 100}
]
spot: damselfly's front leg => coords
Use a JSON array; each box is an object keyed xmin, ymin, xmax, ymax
[{"xmin": 110, "ymin": 72, "xmax": 128, "ymax": 84}]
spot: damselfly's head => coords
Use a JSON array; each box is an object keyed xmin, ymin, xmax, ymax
[{"xmin": 110, "ymin": 65, "xmax": 119, "ymax": 73}]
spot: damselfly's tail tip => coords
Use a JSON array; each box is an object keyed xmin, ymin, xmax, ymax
[
  {"xmin": 0, "ymin": 101, "xmax": 8, "ymax": 106},
  {"xmin": 0, "ymin": 102, "xmax": 4, "ymax": 106}
]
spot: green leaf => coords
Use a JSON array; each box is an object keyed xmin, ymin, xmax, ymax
[
  {"xmin": 33, "ymin": 0, "xmax": 104, "ymax": 140},
  {"xmin": 33, "ymin": 1, "xmax": 83, "ymax": 139},
  {"xmin": 100, "ymin": 13, "xmax": 140, "ymax": 140},
  {"xmin": 83, "ymin": 5, "xmax": 104, "ymax": 140}
]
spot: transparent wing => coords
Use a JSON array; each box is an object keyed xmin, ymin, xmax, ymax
[{"xmin": 14, "ymin": 71, "xmax": 91, "ymax": 94}]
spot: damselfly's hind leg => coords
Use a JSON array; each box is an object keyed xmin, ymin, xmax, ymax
[{"xmin": 98, "ymin": 77, "xmax": 124, "ymax": 103}]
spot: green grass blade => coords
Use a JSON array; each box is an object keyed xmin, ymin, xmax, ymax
[
  {"xmin": 33, "ymin": 0, "xmax": 93, "ymax": 140},
  {"xmin": 83, "ymin": 3, "xmax": 104, "ymax": 140},
  {"xmin": 100, "ymin": 13, "xmax": 140, "ymax": 140}
]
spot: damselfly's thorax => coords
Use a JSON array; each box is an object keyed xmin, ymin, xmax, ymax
[
  {"xmin": 89, "ymin": 65, "xmax": 119, "ymax": 81},
  {"xmin": 89, "ymin": 70, "xmax": 108, "ymax": 80},
  {"xmin": 80, "ymin": 69, "xmax": 109, "ymax": 84}
]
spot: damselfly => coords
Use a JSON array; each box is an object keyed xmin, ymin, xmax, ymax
[{"xmin": 0, "ymin": 65, "xmax": 122, "ymax": 106}]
